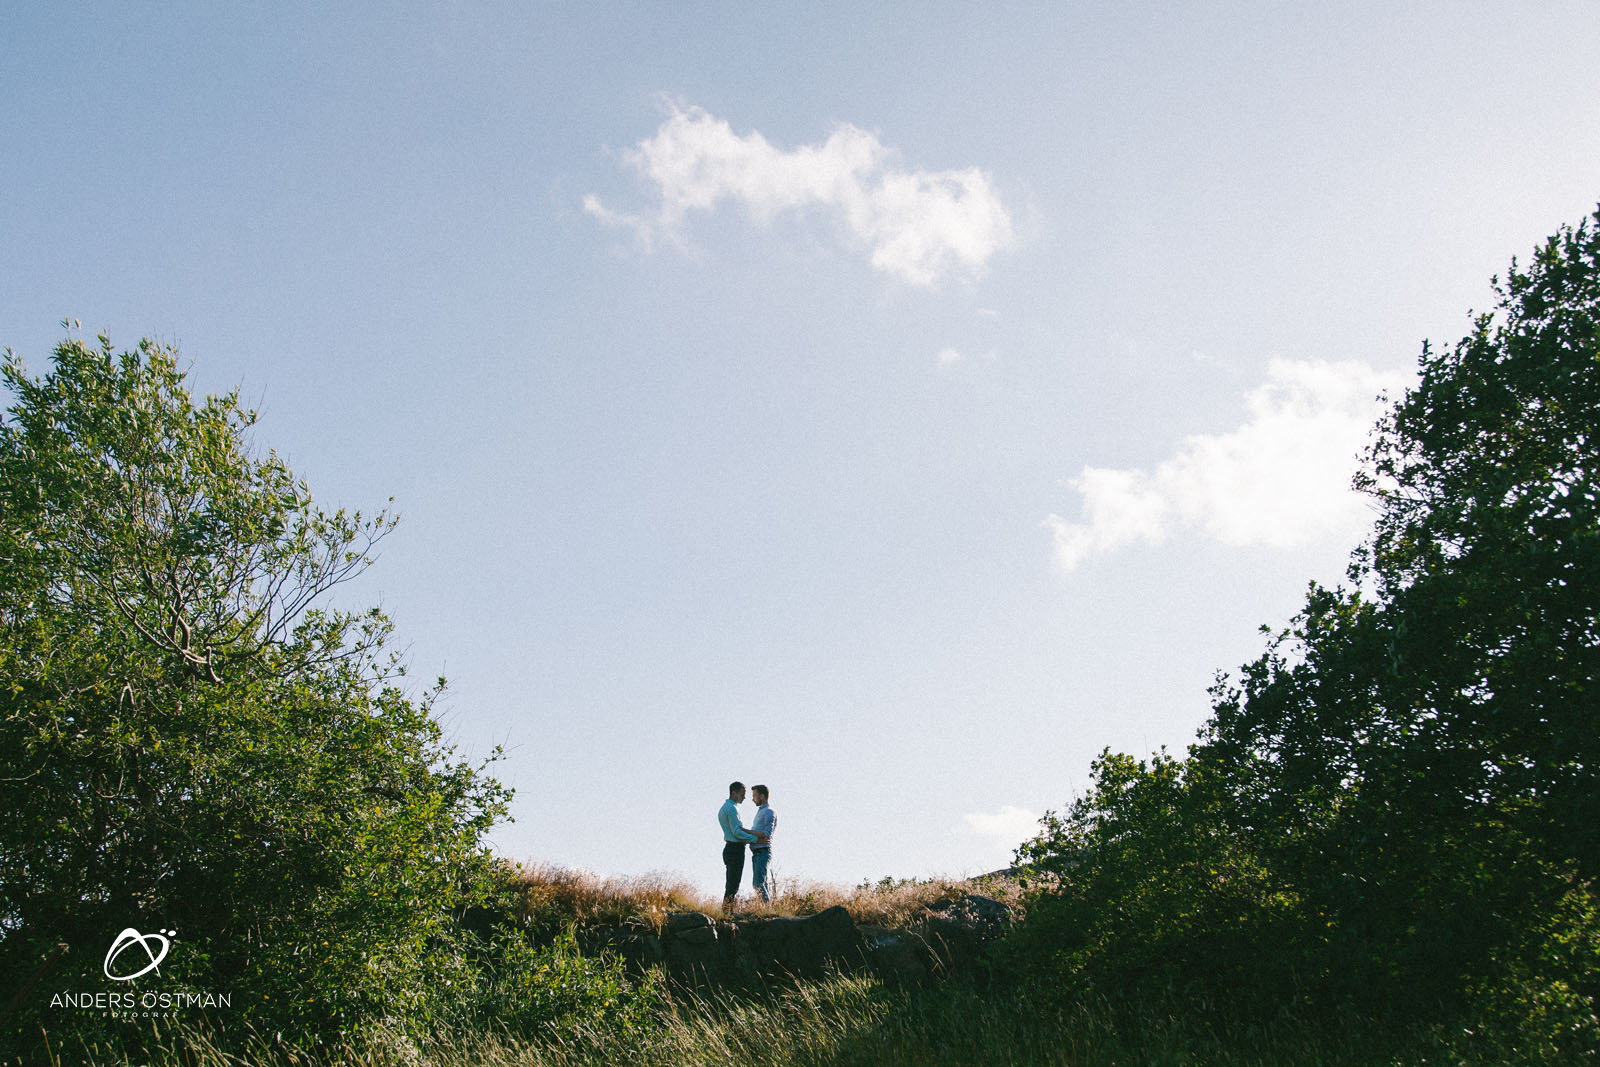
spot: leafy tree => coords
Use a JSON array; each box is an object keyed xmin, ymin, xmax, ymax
[
  {"xmin": 1017, "ymin": 207, "xmax": 1600, "ymax": 1050},
  {"xmin": 1203, "ymin": 208, "xmax": 1600, "ymax": 1020},
  {"xmin": 1012, "ymin": 749, "xmax": 1308, "ymax": 1008},
  {"xmin": 1359, "ymin": 210, "xmax": 1600, "ymax": 870},
  {"xmin": 0, "ymin": 332, "xmax": 510, "ymax": 1047}
]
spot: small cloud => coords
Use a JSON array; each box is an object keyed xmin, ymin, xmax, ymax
[
  {"xmin": 585, "ymin": 101, "xmax": 1013, "ymax": 286},
  {"xmin": 959, "ymin": 805, "xmax": 1040, "ymax": 848},
  {"xmin": 938, "ymin": 346, "xmax": 999, "ymax": 368},
  {"xmin": 582, "ymin": 193, "xmax": 643, "ymax": 233},
  {"xmin": 1047, "ymin": 359, "xmax": 1410, "ymax": 572}
]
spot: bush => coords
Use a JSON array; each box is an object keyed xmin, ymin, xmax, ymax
[
  {"xmin": 468, "ymin": 928, "xmax": 663, "ymax": 1042},
  {"xmin": 0, "ymin": 333, "xmax": 508, "ymax": 1052},
  {"xmin": 1012, "ymin": 749, "xmax": 1309, "ymax": 1012},
  {"xmin": 1013, "ymin": 207, "xmax": 1600, "ymax": 1055}
]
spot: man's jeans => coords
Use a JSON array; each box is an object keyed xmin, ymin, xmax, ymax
[
  {"xmin": 751, "ymin": 847, "xmax": 771, "ymax": 902},
  {"xmin": 722, "ymin": 841, "xmax": 746, "ymax": 903}
]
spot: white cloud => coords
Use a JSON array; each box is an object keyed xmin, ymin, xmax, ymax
[
  {"xmin": 937, "ymin": 345, "xmax": 998, "ymax": 367},
  {"xmin": 959, "ymin": 805, "xmax": 1040, "ymax": 848},
  {"xmin": 585, "ymin": 102, "xmax": 1013, "ymax": 286},
  {"xmin": 1046, "ymin": 359, "xmax": 1409, "ymax": 572},
  {"xmin": 579, "ymin": 193, "xmax": 644, "ymax": 234}
]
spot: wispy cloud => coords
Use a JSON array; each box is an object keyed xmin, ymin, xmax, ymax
[
  {"xmin": 937, "ymin": 346, "xmax": 998, "ymax": 367},
  {"xmin": 1046, "ymin": 359, "xmax": 1408, "ymax": 573},
  {"xmin": 585, "ymin": 102, "xmax": 1013, "ymax": 286},
  {"xmin": 959, "ymin": 805, "xmax": 1040, "ymax": 849}
]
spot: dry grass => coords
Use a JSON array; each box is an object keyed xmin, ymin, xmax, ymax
[
  {"xmin": 63, "ymin": 974, "xmax": 1427, "ymax": 1067},
  {"xmin": 509, "ymin": 864, "xmax": 717, "ymax": 930},
  {"xmin": 761, "ymin": 874, "xmax": 1023, "ymax": 927},
  {"xmin": 507, "ymin": 864, "xmax": 1024, "ymax": 932}
]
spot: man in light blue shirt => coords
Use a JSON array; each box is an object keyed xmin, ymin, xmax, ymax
[
  {"xmin": 750, "ymin": 784, "xmax": 777, "ymax": 903},
  {"xmin": 718, "ymin": 781, "xmax": 765, "ymax": 913}
]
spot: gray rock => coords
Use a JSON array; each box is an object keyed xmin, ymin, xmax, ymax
[
  {"xmin": 664, "ymin": 911, "xmax": 715, "ymax": 935},
  {"xmin": 558, "ymin": 897, "xmax": 1013, "ymax": 987},
  {"xmin": 674, "ymin": 924, "xmax": 719, "ymax": 946},
  {"xmin": 920, "ymin": 893, "xmax": 1016, "ymax": 974},
  {"xmin": 858, "ymin": 924, "xmax": 938, "ymax": 985},
  {"xmin": 732, "ymin": 905, "xmax": 859, "ymax": 980},
  {"xmin": 659, "ymin": 911, "xmax": 724, "ymax": 980}
]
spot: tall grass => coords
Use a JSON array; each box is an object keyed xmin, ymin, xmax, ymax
[
  {"xmin": 509, "ymin": 864, "xmax": 714, "ymax": 929},
  {"xmin": 508, "ymin": 864, "xmax": 1023, "ymax": 931},
  {"xmin": 19, "ymin": 871, "xmax": 1501, "ymax": 1067},
  {"xmin": 51, "ymin": 972, "xmax": 1470, "ymax": 1067}
]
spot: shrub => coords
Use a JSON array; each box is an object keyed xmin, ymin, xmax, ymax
[
  {"xmin": 1014, "ymin": 208, "xmax": 1600, "ymax": 1051},
  {"xmin": 467, "ymin": 929, "xmax": 663, "ymax": 1042},
  {"xmin": 0, "ymin": 333, "xmax": 508, "ymax": 1052}
]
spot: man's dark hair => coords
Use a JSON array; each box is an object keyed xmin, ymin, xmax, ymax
[
  {"xmin": 753, "ymin": 784, "xmax": 769, "ymax": 800},
  {"xmin": 729, "ymin": 781, "xmax": 745, "ymax": 795}
]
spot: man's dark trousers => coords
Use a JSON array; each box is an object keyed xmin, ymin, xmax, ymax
[{"xmin": 723, "ymin": 841, "xmax": 746, "ymax": 901}]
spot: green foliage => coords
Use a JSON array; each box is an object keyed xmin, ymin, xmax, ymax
[
  {"xmin": 1013, "ymin": 749, "xmax": 1308, "ymax": 1008},
  {"xmin": 1202, "ymin": 207, "xmax": 1600, "ymax": 1033},
  {"xmin": 856, "ymin": 876, "xmax": 925, "ymax": 893},
  {"xmin": 467, "ymin": 928, "xmax": 663, "ymax": 1041},
  {"xmin": 0, "ymin": 333, "xmax": 510, "ymax": 1048},
  {"xmin": 58, "ymin": 971, "xmax": 1490, "ymax": 1067},
  {"xmin": 1354, "ymin": 206, "xmax": 1600, "ymax": 872},
  {"xmin": 1015, "ymin": 207, "xmax": 1600, "ymax": 1053}
]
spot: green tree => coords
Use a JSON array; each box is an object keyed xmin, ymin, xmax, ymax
[
  {"xmin": 1013, "ymin": 749, "xmax": 1307, "ymax": 1008},
  {"xmin": 1359, "ymin": 208, "xmax": 1600, "ymax": 870},
  {"xmin": 1017, "ymin": 208, "xmax": 1600, "ymax": 1050},
  {"xmin": 1203, "ymin": 208, "xmax": 1600, "ymax": 1019},
  {"xmin": 0, "ymin": 332, "xmax": 510, "ymax": 1046}
]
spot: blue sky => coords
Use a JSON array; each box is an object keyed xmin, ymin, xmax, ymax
[{"xmin": 5, "ymin": 2, "xmax": 1599, "ymax": 895}]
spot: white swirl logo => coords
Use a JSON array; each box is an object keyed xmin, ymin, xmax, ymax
[{"xmin": 104, "ymin": 928, "xmax": 174, "ymax": 981}]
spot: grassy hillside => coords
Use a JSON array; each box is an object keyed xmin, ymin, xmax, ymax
[
  {"xmin": 31, "ymin": 869, "xmax": 1500, "ymax": 1067},
  {"xmin": 64, "ymin": 977, "xmax": 1458, "ymax": 1067}
]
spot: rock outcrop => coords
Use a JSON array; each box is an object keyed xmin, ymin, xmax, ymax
[
  {"xmin": 857, "ymin": 923, "xmax": 940, "ymax": 985},
  {"xmin": 921, "ymin": 893, "xmax": 1014, "ymax": 976},
  {"xmin": 574, "ymin": 893, "xmax": 1015, "ymax": 987}
]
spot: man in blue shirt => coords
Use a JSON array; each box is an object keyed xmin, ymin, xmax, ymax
[
  {"xmin": 718, "ymin": 781, "xmax": 766, "ymax": 913},
  {"xmin": 750, "ymin": 784, "xmax": 777, "ymax": 903}
]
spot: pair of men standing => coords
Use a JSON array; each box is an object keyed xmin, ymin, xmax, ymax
[{"xmin": 718, "ymin": 781, "xmax": 776, "ymax": 912}]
